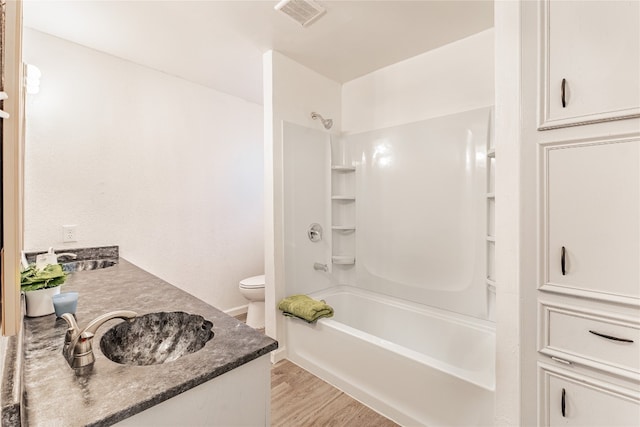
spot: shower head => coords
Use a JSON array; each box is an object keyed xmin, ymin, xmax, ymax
[{"xmin": 311, "ymin": 112, "xmax": 333, "ymax": 130}]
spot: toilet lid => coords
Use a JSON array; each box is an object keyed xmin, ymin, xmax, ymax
[{"xmin": 240, "ymin": 274, "xmax": 265, "ymax": 289}]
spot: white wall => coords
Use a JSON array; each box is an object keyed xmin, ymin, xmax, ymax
[
  {"xmin": 342, "ymin": 29, "xmax": 494, "ymax": 132},
  {"xmin": 263, "ymin": 51, "xmax": 341, "ymax": 359},
  {"xmin": 23, "ymin": 29, "xmax": 264, "ymax": 312}
]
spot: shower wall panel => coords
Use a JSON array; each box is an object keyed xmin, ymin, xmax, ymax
[
  {"xmin": 283, "ymin": 122, "xmax": 334, "ymax": 297},
  {"xmin": 344, "ymin": 107, "xmax": 492, "ymax": 319}
]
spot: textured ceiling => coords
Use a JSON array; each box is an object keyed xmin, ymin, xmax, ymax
[{"xmin": 23, "ymin": 0, "xmax": 494, "ymax": 105}]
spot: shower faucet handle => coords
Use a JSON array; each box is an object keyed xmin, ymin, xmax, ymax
[{"xmin": 307, "ymin": 223, "xmax": 323, "ymax": 242}]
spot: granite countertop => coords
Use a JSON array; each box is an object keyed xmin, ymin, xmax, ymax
[{"xmin": 20, "ymin": 258, "xmax": 277, "ymax": 426}]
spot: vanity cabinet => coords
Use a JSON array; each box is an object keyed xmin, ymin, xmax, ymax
[
  {"xmin": 538, "ymin": 0, "xmax": 640, "ymax": 130},
  {"xmin": 115, "ymin": 355, "xmax": 271, "ymax": 427}
]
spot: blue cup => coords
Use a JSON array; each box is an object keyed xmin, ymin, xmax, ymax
[{"xmin": 52, "ymin": 292, "xmax": 79, "ymax": 317}]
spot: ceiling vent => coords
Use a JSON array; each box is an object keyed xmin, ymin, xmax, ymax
[{"xmin": 275, "ymin": 0, "xmax": 326, "ymax": 27}]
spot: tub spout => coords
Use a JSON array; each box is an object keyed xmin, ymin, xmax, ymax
[{"xmin": 313, "ymin": 263, "xmax": 328, "ymax": 272}]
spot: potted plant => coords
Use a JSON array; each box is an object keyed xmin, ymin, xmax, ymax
[{"xmin": 21, "ymin": 264, "xmax": 68, "ymax": 317}]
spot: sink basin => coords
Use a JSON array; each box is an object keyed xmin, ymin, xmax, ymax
[
  {"xmin": 62, "ymin": 259, "xmax": 117, "ymax": 273},
  {"xmin": 100, "ymin": 311, "xmax": 214, "ymax": 366}
]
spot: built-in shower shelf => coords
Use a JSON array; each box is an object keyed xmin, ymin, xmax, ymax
[
  {"xmin": 332, "ymin": 256, "xmax": 355, "ymax": 265},
  {"xmin": 487, "ymin": 148, "xmax": 496, "ymax": 158},
  {"xmin": 486, "ymin": 192, "xmax": 495, "ymax": 199},
  {"xmin": 331, "ymin": 165, "xmax": 356, "ymax": 172},
  {"xmin": 331, "ymin": 158, "xmax": 355, "ymax": 268}
]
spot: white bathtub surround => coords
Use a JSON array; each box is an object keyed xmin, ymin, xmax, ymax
[
  {"xmin": 344, "ymin": 107, "xmax": 493, "ymax": 320},
  {"xmin": 281, "ymin": 108, "xmax": 493, "ymax": 322},
  {"xmin": 287, "ymin": 286, "xmax": 495, "ymax": 426}
]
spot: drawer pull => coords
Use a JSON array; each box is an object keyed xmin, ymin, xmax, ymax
[
  {"xmin": 561, "ymin": 78, "xmax": 567, "ymax": 108},
  {"xmin": 561, "ymin": 246, "xmax": 566, "ymax": 275},
  {"xmin": 588, "ymin": 330, "xmax": 634, "ymax": 343},
  {"xmin": 561, "ymin": 388, "xmax": 566, "ymax": 417}
]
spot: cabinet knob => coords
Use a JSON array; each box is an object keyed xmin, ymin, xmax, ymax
[{"xmin": 561, "ymin": 78, "xmax": 567, "ymax": 108}]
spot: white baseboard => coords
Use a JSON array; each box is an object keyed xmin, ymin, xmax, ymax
[
  {"xmin": 270, "ymin": 346, "xmax": 287, "ymax": 364},
  {"xmin": 224, "ymin": 304, "xmax": 248, "ymax": 318}
]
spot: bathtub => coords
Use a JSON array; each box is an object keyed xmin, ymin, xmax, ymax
[{"xmin": 285, "ymin": 285, "xmax": 495, "ymax": 426}]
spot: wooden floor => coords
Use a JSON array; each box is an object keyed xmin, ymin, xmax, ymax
[
  {"xmin": 234, "ymin": 313, "xmax": 396, "ymax": 425},
  {"xmin": 271, "ymin": 359, "xmax": 398, "ymax": 427}
]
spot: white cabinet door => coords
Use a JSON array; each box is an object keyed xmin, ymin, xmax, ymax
[
  {"xmin": 542, "ymin": 138, "xmax": 640, "ymax": 304},
  {"xmin": 539, "ymin": 0, "xmax": 640, "ymax": 129},
  {"xmin": 540, "ymin": 365, "xmax": 640, "ymax": 426}
]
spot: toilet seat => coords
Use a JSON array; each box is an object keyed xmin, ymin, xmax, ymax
[{"xmin": 239, "ymin": 275, "xmax": 265, "ymax": 289}]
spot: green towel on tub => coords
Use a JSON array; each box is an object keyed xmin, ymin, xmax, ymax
[{"xmin": 278, "ymin": 295, "xmax": 334, "ymax": 323}]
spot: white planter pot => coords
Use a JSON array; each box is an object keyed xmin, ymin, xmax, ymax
[{"xmin": 24, "ymin": 286, "xmax": 61, "ymax": 317}]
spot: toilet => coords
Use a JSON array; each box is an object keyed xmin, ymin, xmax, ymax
[{"xmin": 239, "ymin": 274, "xmax": 265, "ymax": 329}]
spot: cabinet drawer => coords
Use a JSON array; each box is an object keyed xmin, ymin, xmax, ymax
[
  {"xmin": 539, "ymin": 363, "xmax": 640, "ymax": 426},
  {"xmin": 540, "ymin": 303, "xmax": 640, "ymax": 378}
]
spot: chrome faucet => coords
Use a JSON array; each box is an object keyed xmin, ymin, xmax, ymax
[
  {"xmin": 56, "ymin": 252, "xmax": 78, "ymax": 260},
  {"xmin": 61, "ymin": 310, "xmax": 137, "ymax": 369}
]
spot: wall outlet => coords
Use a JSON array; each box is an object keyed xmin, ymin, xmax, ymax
[{"xmin": 62, "ymin": 225, "xmax": 77, "ymax": 243}]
